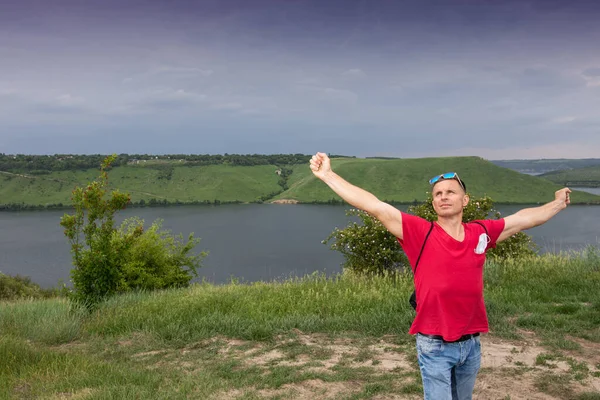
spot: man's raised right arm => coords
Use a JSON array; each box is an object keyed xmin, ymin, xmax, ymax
[{"xmin": 310, "ymin": 152, "xmax": 403, "ymax": 239}]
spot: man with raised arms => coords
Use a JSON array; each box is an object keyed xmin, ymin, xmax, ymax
[{"xmin": 309, "ymin": 152, "xmax": 571, "ymax": 400}]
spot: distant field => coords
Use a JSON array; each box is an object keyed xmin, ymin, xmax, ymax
[
  {"xmin": 274, "ymin": 156, "xmax": 600, "ymax": 204},
  {"xmin": 0, "ymin": 165, "xmax": 283, "ymax": 206},
  {"xmin": 1, "ymin": 157, "xmax": 600, "ymax": 207},
  {"xmin": 491, "ymin": 158, "xmax": 600, "ymax": 175},
  {"xmin": 539, "ymin": 165, "xmax": 600, "ymax": 187}
]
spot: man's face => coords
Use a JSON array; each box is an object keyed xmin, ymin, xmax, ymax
[{"xmin": 431, "ymin": 179, "xmax": 469, "ymax": 217}]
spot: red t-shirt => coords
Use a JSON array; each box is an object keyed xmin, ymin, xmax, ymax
[{"xmin": 397, "ymin": 212, "xmax": 505, "ymax": 341}]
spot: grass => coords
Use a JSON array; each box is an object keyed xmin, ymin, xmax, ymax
[
  {"xmin": 1, "ymin": 250, "xmax": 600, "ymax": 399},
  {"xmin": 540, "ymin": 165, "xmax": 600, "ymax": 187},
  {"xmin": 2, "ymin": 157, "xmax": 600, "ymax": 208},
  {"xmin": 0, "ymin": 164, "xmax": 284, "ymax": 206},
  {"xmin": 273, "ymin": 156, "xmax": 600, "ymax": 204}
]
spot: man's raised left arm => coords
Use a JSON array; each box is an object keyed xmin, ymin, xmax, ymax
[{"xmin": 497, "ymin": 188, "xmax": 571, "ymax": 243}]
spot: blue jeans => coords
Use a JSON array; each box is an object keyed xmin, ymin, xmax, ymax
[{"xmin": 416, "ymin": 333, "xmax": 481, "ymax": 400}]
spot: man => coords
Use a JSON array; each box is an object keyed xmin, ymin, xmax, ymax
[{"xmin": 309, "ymin": 152, "xmax": 571, "ymax": 400}]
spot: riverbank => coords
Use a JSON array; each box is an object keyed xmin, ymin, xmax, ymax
[{"xmin": 1, "ymin": 251, "xmax": 599, "ymax": 399}]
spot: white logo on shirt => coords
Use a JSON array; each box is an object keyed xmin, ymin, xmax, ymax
[{"xmin": 475, "ymin": 233, "xmax": 490, "ymax": 254}]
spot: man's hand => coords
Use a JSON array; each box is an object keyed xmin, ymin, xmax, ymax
[
  {"xmin": 308, "ymin": 151, "xmax": 404, "ymax": 238},
  {"xmin": 555, "ymin": 187, "xmax": 571, "ymax": 208},
  {"xmin": 310, "ymin": 152, "xmax": 331, "ymax": 180}
]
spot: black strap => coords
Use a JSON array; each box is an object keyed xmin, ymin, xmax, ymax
[
  {"xmin": 410, "ymin": 220, "xmax": 488, "ymax": 311},
  {"xmin": 414, "ymin": 221, "xmax": 487, "ymax": 274},
  {"xmin": 409, "ymin": 221, "xmax": 434, "ymax": 311},
  {"xmin": 414, "ymin": 221, "xmax": 434, "ymax": 274},
  {"xmin": 472, "ymin": 221, "xmax": 488, "ymax": 236}
]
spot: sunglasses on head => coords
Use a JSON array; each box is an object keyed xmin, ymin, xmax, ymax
[{"xmin": 429, "ymin": 172, "xmax": 466, "ymax": 191}]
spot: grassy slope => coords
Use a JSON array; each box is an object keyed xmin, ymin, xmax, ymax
[
  {"xmin": 276, "ymin": 157, "xmax": 600, "ymax": 203},
  {"xmin": 492, "ymin": 158, "xmax": 600, "ymax": 172},
  {"xmin": 2, "ymin": 157, "xmax": 600, "ymax": 206},
  {"xmin": 540, "ymin": 165, "xmax": 600, "ymax": 186},
  {"xmin": 0, "ymin": 165, "xmax": 283, "ymax": 205}
]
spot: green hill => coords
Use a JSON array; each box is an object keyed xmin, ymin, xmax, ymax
[
  {"xmin": 0, "ymin": 164, "xmax": 283, "ymax": 206},
  {"xmin": 491, "ymin": 158, "xmax": 600, "ymax": 175},
  {"xmin": 539, "ymin": 165, "xmax": 600, "ymax": 187},
  {"xmin": 274, "ymin": 156, "xmax": 600, "ymax": 204},
  {"xmin": 1, "ymin": 157, "xmax": 599, "ymax": 207}
]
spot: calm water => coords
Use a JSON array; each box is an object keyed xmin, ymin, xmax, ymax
[
  {"xmin": 1, "ymin": 204, "xmax": 599, "ymax": 288},
  {"xmin": 572, "ymin": 187, "xmax": 600, "ymax": 196}
]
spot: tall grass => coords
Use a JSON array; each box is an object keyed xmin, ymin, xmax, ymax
[
  {"xmin": 2, "ymin": 250, "xmax": 598, "ymax": 347},
  {"xmin": 1, "ymin": 250, "xmax": 599, "ymax": 399},
  {"xmin": 85, "ymin": 271, "xmax": 416, "ymax": 344},
  {"xmin": 0, "ymin": 336, "xmax": 167, "ymax": 400},
  {"xmin": 485, "ymin": 247, "xmax": 600, "ymax": 344},
  {"xmin": 82, "ymin": 247, "xmax": 600, "ymax": 347},
  {"xmin": 0, "ymin": 298, "xmax": 85, "ymax": 345}
]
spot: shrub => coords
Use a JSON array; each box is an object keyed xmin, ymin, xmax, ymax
[
  {"xmin": 60, "ymin": 155, "xmax": 206, "ymax": 306},
  {"xmin": 323, "ymin": 209, "xmax": 409, "ymax": 275},
  {"xmin": 113, "ymin": 217, "xmax": 206, "ymax": 291},
  {"xmin": 0, "ymin": 273, "xmax": 58, "ymax": 301}
]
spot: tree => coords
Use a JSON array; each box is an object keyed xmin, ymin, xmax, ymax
[
  {"xmin": 323, "ymin": 209, "xmax": 408, "ymax": 275},
  {"xmin": 60, "ymin": 155, "xmax": 206, "ymax": 306}
]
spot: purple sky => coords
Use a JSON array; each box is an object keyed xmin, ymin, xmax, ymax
[{"xmin": 1, "ymin": 0, "xmax": 599, "ymax": 158}]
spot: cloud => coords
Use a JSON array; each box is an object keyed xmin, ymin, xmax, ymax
[
  {"xmin": 296, "ymin": 85, "xmax": 358, "ymax": 104},
  {"xmin": 341, "ymin": 68, "xmax": 366, "ymax": 78},
  {"xmin": 212, "ymin": 102, "xmax": 243, "ymax": 111},
  {"xmin": 122, "ymin": 66, "xmax": 214, "ymax": 85},
  {"xmin": 31, "ymin": 94, "xmax": 88, "ymax": 114},
  {"xmin": 512, "ymin": 67, "xmax": 586, "ymax": 95},
  {"xmin": 55, "ymin": 94, "xmax": 85, "ymax": 107},
  {"xmin": 582, "ymin": 67, "xmax": 600, "ymax": 77},
  {"xmin": 0, "ymin": 88, "xmax": 17, "ymax": 97},
  {"xmin": 454, "ymin": 141, "xmax": 600, "ymax": 160},
  {"xmin": 124, "ymin": 88, "xmax": 207, "ymax": 113},
  {"xmin": 581, "ymin": 67, "xmax": 600, "ymax": 88},
  {"xmin": 552, "ymin": 116, "xmax": 576, "ymax": 124}
]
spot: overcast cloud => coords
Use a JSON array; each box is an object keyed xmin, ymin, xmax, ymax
[{"xmin": 1, "ymin": 0, "xmax": 599, "ymax": 158}]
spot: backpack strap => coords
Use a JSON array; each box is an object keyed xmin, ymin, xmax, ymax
[
  {"xmin": 409, "ymin": 221, "xmax": 434, "ymax": 311},
  {"xmin": 472, "ymin": 220, "xmax": 488, "ymax": 235},
  {"xmin": 415, "ymin": 221, "xmax": 487, "ymax": 271},
  {"xmin": 414, "ymin": 221, "xmax": 434, "ymax": 274}
]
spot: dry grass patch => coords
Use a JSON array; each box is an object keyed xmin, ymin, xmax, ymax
[
  {"xmin": 257, "ymin": 379, "xmax": 360, "ymax": 399},
  {"xmin": 50, "ymin": 388, "xmax": 96, "ymax": 399},
  {"xmin": 115, "ymin": 332, "xmax": 600, "ymax": 399}
]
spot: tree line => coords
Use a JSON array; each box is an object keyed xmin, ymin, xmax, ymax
[{"xmin": 0, "ymin": 153, "xmax": 315, "ymax": 172}]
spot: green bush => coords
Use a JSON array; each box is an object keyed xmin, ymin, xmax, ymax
[
  {"xmin": 323, "ymin": 209, "xmax": 409, "ymax": 275},
  {"xmin": 113, "ymin": 217, "xmax": 207, "ymax": 292},
  {"xmin": 0, "ymin": 273, "xmax": 58, "ymax": 301},
  {"xmin": 60, "ymin": 155, "xmax": 206, "ymax": 306},
  {"xmin": 324, "ymin": 194, "xmax": 537, "ymax": 275}
]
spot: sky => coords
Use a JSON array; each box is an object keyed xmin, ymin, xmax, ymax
[{"xmin": 1, "ymin": 0, "xmax": 599, "ymax": 159}]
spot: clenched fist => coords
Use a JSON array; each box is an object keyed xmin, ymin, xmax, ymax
[
  {"xmin": 555, "ymin": 187, "xmax": 571, "ymax": 207},
  {"xmin": 310, "ymin": 152, "xmax": 332, "ymax": 180}
]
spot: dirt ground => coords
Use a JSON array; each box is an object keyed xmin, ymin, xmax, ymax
[{"xmin": 204, "ymin": 331, "xmax": 600, "ymax": 400}]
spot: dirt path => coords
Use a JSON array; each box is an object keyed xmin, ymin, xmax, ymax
[{"xmin": 193, "ymin": 332, "xmax": 600, "ymax": 399}]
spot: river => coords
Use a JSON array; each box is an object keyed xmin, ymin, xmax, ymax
[{"xmin": 1, "ymin": 204, "xmax": 598, "ymax": 288}]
